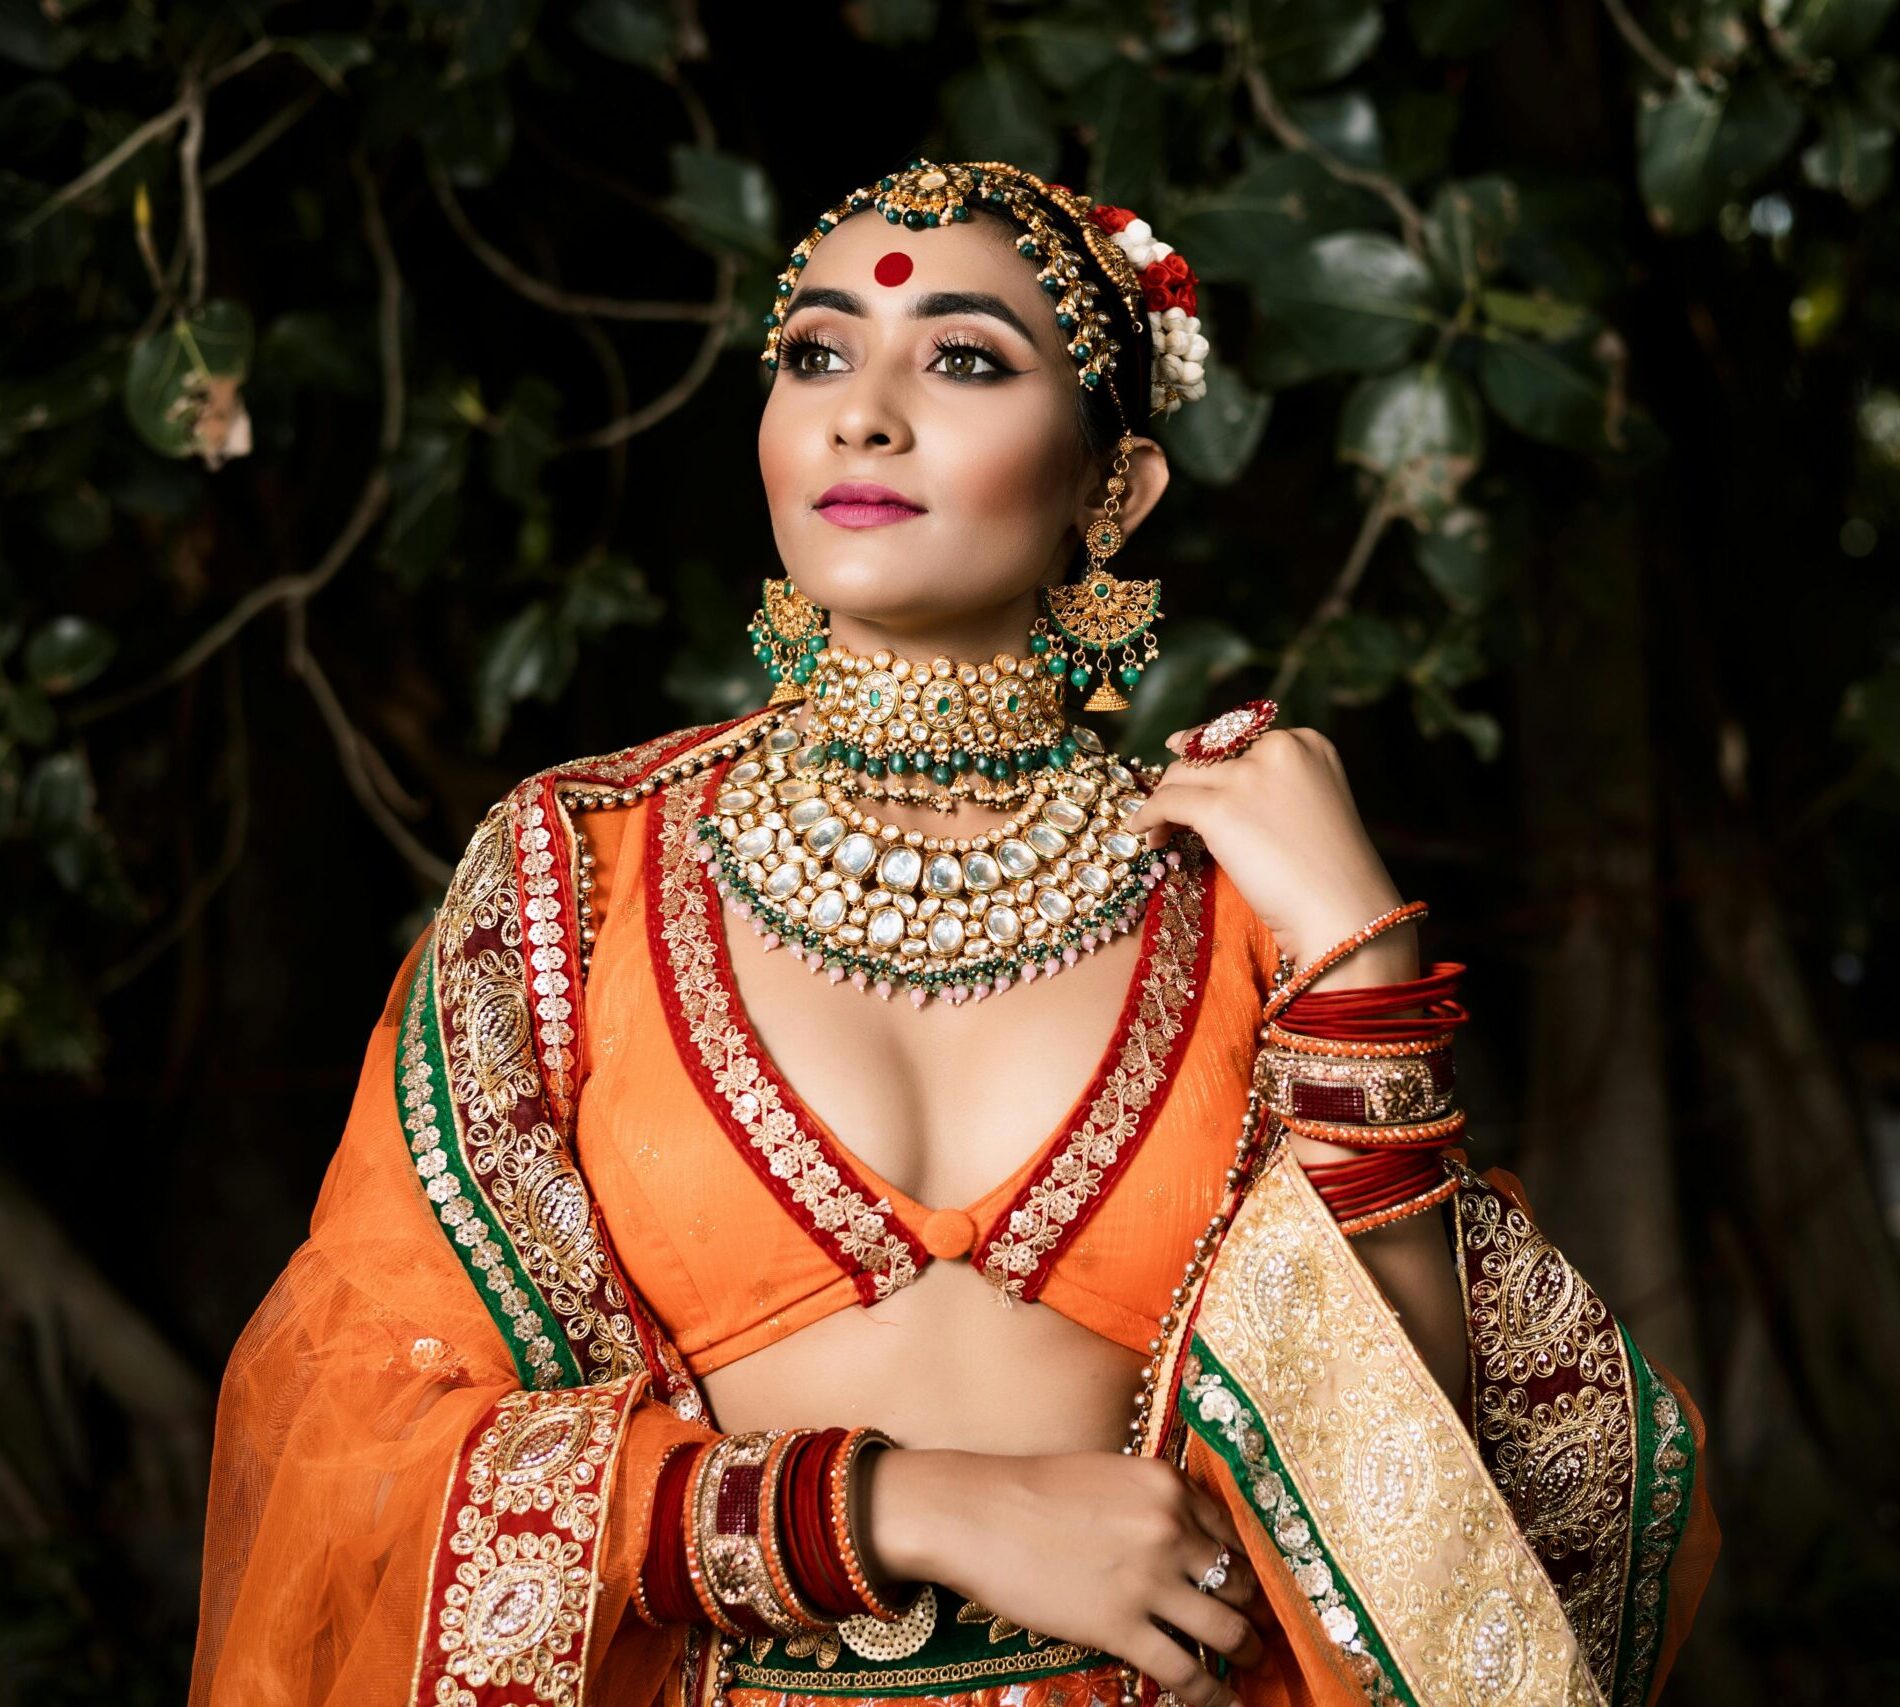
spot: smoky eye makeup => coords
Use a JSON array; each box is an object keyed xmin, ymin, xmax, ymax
[{"xmin": 775, "ymin": 327, "xmax": 1024, "ymax": 383}]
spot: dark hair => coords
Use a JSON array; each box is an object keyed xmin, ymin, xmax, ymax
[{"xmin": 960, "ymin": 201, "xmax": 1151, "ymax": 467}]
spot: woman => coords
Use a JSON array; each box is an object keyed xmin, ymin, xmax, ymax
[{"xmin": 189, "ymin": 159, "xmax": 1717, "ymax": 1707}]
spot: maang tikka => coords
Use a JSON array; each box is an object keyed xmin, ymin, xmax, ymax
[
  {"xmin": 748, "ymin": 576, "xmax": 830, "ymax": 703},
  {"xmin": 1033, "ymin": 432, "xmax": 1162, "ymax": 713}
]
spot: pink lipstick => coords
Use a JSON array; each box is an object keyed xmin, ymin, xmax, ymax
[{"xmin": 816, "ymin": 480, "xmax": 926, "ymax": 529}]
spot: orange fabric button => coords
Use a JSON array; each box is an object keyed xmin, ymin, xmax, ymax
[{"xmin": 919, "ymin": 1208, "xmax": 977, "ymax": 1260}]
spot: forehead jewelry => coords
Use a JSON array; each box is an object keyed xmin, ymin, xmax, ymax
[{"xmin": 760, "ymin": 157, "xmax": 1209, "ymax": 418}]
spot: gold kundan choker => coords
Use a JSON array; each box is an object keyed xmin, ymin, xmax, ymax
[{"xmin": 797, "ymin": 642, "xmax": 1072, "ymax": 806}]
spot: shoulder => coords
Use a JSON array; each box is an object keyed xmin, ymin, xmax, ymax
[{"xmin": 438, "ymin": 704, "xmax": 788, "ymax": 911}]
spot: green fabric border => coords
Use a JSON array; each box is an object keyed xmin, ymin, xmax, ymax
[
  {"xmin": 728, "ymin": 1587, "xmax": 1108, "ymax": 1698},
  {"xmin": 1610, "ymin": 1320, "xmax": 1697, "ymax": 1706},
  {"xmin": 400, "ymin": 944, "xmax": 585, "ymax": 1388},
  {"xmin": 1183, "ymin": 1335, "xmax": 1413, "ymax": 1706}
]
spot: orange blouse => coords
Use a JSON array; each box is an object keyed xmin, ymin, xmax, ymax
[{"xmin": 574, "ymin": 760, "xmax": 1279, "ymax": 1377}]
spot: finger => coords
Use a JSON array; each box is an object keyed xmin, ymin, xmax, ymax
[
  {"xmin": 1156, "ymin": 1583, "xmax": 1267, "ymax": 1672},
  {"xmin": 1184, "ymin": 1484, "xmax": 1244, "ymax": 1552},
  {"xmin": 1124, "ymin": 1628, "xmax": 1237, "ymax": 1707},
  {"xmin": 1180, "ymin": 1537, "xmax": 1255, "ymax": 1613},
  {"xmin": 1163, "ymin": 729, "xmax": 1189, "ymax": 754}
]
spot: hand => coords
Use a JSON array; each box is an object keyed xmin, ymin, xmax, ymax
[
  {"xmin": 1121, "ymin": 724, "xmax": 1417, "ymax": 989},
  {"xmin": 859, "ymin": 1447, "xmax": 1269, "ymax": 1707}
]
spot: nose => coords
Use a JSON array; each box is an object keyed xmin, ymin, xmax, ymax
[{"xmin": 828, "ymin": 364, "xmax": 914, "ymax": 455}]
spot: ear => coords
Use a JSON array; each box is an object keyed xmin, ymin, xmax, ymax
[{"xmin": 1072, "ymin": 434, "xmax": 1170, "ymax": 546}]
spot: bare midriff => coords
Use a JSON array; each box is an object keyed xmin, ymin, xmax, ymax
[{"xmin": 699, "ymin": 882, "xmax": 1152, "ymax": 1455}]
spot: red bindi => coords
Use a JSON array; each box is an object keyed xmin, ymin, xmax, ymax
[{"xmin": 873, "ymin": 250, "xmax": 914, "ymax": 287}]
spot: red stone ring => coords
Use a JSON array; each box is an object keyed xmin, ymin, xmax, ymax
[{"xmin": 1179, "ymin": 698, "xmax": 1278, "ymax": 765}]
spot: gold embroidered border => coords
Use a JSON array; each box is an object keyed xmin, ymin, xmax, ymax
[
  {"xmin": 977, "ymin": 845, "xmax": 1209, "ymax": 1297},
  {"xmin": 1615, "ymin": 1361, "xmax": 1692, "ymax": 1705},
  {"xmin": 1456, "ymin": 1174, "xmax": 1638, "ymax": 1692},
  {"xmin": 411, "ymin": 1376, "xmax": 644, "ymax": 1707},
  {"xmin": 655, "ymin": 774, "xmax": 922, "ymax": 1295},
  {"xmin": 1194, "ymin": 1153, "xmax": 1605, "ymax": 1705}
]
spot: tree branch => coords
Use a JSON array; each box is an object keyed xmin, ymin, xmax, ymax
[
  {"xmin": 203, "ymin": 83, "xmax": 324, "ymax": 189},
  {"xmin": 1268, "ymin": 484, "xmax": 1398, "ymax": 702},
  {"xmin": 1601, "ymin": 0, "xmax": 1687, "ymax": 83},
  {"xmin": 1240, "ymin": 58, "xmax": 1426, "ymax": 257},
  {"xmin": 558, "ymin": 252, "xmax": 739, "ymax": 451},
  {"xmin": 424, "ymin": 154, "xmax": 732, "ymax": 323},
  {"xmin": 285, "ymin": 608, "xmax": 454, "ymax": 890},
  {"xmin": 7, "ymin": 37, "xmax": 275, "ymax": 238}
]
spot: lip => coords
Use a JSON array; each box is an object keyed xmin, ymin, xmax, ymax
[{"xmin": 815, "ymin": 480, "xmax": 926, "ymax": 529}]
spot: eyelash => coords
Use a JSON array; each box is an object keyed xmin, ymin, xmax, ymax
[{"xmin": 777, "ymin": 332, "xmax": 1017, "ymax": 382}]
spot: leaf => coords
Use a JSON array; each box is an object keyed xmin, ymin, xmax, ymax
[
  {"xmin": 1380, "ymin": 90, "xmax": 1458, "ymax": 186},
  {"xmin": 1412, "ymin": 504, "xmax": 1504, "ymax": 610},
  {"xmin": 475, "ymin": 602, "xmax": 577, "ymax": 749},
  {"xmin": 1636, "ymin": 72, "xmax": 1804, "ymax": 234},
  {"xmin": 943, "ymin": 57, "xmax": 1061, "ymax": 179},
  {"xmin": 123, "ymin": 301, "xmax": 256, "ymax": 464},
  {"xmin": 1765, "ymin": 0, "xmax": 1899, "ymax": 66},
  {"xmin": 1406, "ymin": 0, "xmax": 1515, "ymax": 57},
  {"xmin": 1477, "ymin": 329, "xmax": 1662, "ymax": 460},
  {"xmin": 24, "ymin": 617, "xmax": 115, "ymax": 694},
  {"xmin": 1163, "ymin": 361, "xmax": 1273, "ymax": 486},
  {"xmin": 1839, "ymin": 669, "xmax": 1900, "ymax": 770},
  {"xmin": 843, "ymin": 0, "xmax": 941, "ymax": 46},
  {"xmin": 572, "ymin": 0, "xmax": 675, "ymax": 71},
  {"xmin": 1322, "ymin": 612, "xmax": 1411, "ymax": 704},
  {"xmin": 1079, "ymin": 56, "xmax": 1165, "ymax": 211},
  {"xmin": 487, "ymin": 375, "xmax": 561, "ymax": 506},
  {"xmin": 1283, "ymin": 89, "xmax": 1383, "ymax": 169},
  {"xmin": 1338, "ymin": 364, "xmax": 1485, "ymax": 524},
  {"xmin": 1254, "ymin": 231, "xmax": 1439, "ymax": 376},
  {"xmin": 1166, "ymin": 151, "xmax": 1389, "ymax": 283},
  {"xmin": 285, "ymin": 34, "xmax": 374, "ymax": 91},
  {"xmin": 1478, "ymin": 289, "xmax": 1595, "ymax": 341},
  {"xmin": 419, "ymin": 74, "xmax": 515, "ymax": 187},
  {"xmin": 1016, "ymin": 16, "xmax": 1126, "ymax": 88},
  {"xmin": 1801, "ymin": 95, "xmax": 1894, "ymax": 206},
  {"xmin": 560, "ymin": 555, "xmax": 665, "ymax": 632},
  {"xmin": 24, "ymin": 749, "xmax": 96, "ymax": 890},
  {"xmin": 663, "ymin": 145, "xmax": 779, "ymax": 258},
  {"xmin": 1118, "ymin": 619, "xmax": 1262, "ymax": 761},
  {"xmin": 1248, "ymin": 0, "xmax": 1385, "ymax": 92},
  {"xmin": 1424, "ymin": 175, "xmax": 1521, "ymax": 295},
  {"xmin": 0, "ymin": 77, "xmax": 77, "ymax": 159},
  {"xmin": 1412, "ymin": 678, "xmax": 1501, "ymax": 759},
  {"xmin": 0, "ymin": 347, "xmax": 119, "ymax": 446}
]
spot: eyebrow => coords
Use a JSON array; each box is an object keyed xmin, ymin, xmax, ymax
[{"xmin": 780, "ymin": 285, "xmax": 1041, "ymax": 347}]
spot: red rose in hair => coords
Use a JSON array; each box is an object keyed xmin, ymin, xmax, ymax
[
  {"xmin": 1087, "ymin": 204, "xmax": 1137, "ymax": 235},
  {"xmin": 1142, "ymin": 252, "xmax": 1199, "ymax": 316}
]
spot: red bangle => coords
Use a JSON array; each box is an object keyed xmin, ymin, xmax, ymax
[
  {"xmin": 779, "ymin": 1428, "xmax": 859, "ymax": 1619},
  {"xmin": 638, "ymin": 1440, "xmax": 705, "ymax": 1625},
  {"xmin": 1279, "ymin": 962, "xmax": 1468, "ymax": 1041}
]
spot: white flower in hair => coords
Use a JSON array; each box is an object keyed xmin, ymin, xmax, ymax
[{"xmin": 1085, "ymin": 204, "xmax": 1208, "ymax": 416}]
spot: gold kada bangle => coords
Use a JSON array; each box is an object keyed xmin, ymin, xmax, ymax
[{"xmin": 827, "ymin": 1426, "xmax": 920, "ymax": 1620}]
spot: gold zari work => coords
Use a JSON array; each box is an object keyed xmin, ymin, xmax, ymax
[
  {"xmin": 415, "ymin": 1379, "xmax": 641, "ymax": 1707},
  {"xmin": 1193, "ymin": 1156, "xmax": 1606, "ymax": 1705},
  {"xmin": 1456, "ymin": 1171, "xmax": 1641, "ymax": 1695}
]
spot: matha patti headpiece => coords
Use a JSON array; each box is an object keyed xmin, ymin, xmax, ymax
[{"xmin": 760, "ymin": 157, "xmax": 1210, "ymax": 419}]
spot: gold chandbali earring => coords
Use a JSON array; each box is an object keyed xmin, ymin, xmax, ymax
[
  {"xmin": 1032, "ymin": 434, "xmax": 1161, "ymax": 713},
  {"xmin": 748, "ymin": 576, "xmax": 830, "ymax": 703}
]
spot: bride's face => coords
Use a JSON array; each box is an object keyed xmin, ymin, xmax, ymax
[{"xmin": 757, "ymin": 208, "xmax": 1163, "ymax": 647}]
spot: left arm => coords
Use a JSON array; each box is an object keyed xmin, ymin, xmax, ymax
[{"xmin": 1121, "ymin": 723, "xmax": 1469, "ymax": 1407}]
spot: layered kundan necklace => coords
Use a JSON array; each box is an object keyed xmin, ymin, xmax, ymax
[{"xmin": 693, "ymin": 641, "xmax": 1165, "ymax": 1007}]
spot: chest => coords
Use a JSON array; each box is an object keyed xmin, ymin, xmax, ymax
[{"xmin": 722, "ymin": 894, "xmax": 1149, "ymax": 1212}]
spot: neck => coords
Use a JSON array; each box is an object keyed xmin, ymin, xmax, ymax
[{"xmin": 821, "ymin": 589, "xmax": 1042, "ymax": 664}]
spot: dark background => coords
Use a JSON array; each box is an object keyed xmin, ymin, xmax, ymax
[{"xmin": 4, "ymin": 0, "xmax": 1899, "ymax": 1699}]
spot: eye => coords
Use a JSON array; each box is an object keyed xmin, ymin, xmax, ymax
[
  {"xmin": 928, "ymin": 337, "xmax": 1014, "ymax": 381},
  {"xmin": 779, "ymin": 333, "xmax": 847, "ymax": 376}
]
